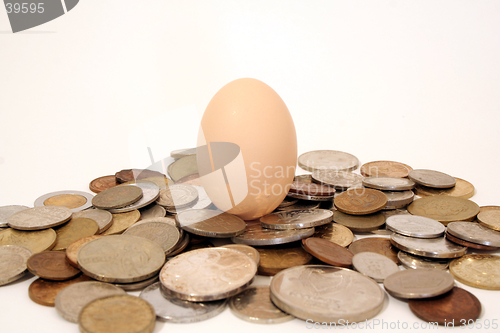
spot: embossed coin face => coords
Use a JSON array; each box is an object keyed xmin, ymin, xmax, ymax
[
  {"xmin": 386, "ymin": 215, "xmax": 445, "ymax": 238},
  {"xmin": 92, "ymin": 185, "xmax": 143, "ymax": 209},
  {"xmin": 362, "ymin": 177, "xmax": 415, "ymax": 191},
  {"xmin": 35, "ymin": 190, "xmax": 94, "ymax": 212},
  {"xmin": 256, "ymin": 245, "xmax": 313, "ymax": 276},
  {"xmin": 414, "ymin": 177, "xmax": 475, "ymax": 199},
  {"xmin": 260, "ymin": 209, "xmax": 333, "ymax": 230},
  {"xmin": 108, "ymin": 182, "xmax": 160, "ymax": 214},
  {"xmin": 73, "ymin": 209, "xmax": 113, "ymax": 234},
  {"xmin": 348, "ymin": 237, "xmax": 398, "ymax": 264},
  {"xmin": 29, "ymin": 274, "xmax": 93, "ymax": 307},
  {"xmin": 352, "ymin": 252, "xmax": 399, "ymax": 282},
  {"xmin": 333, "ymin": 210, "xmax": 386, "ymax": 232},
  {"xmin": 176, "ymin": 209, "xmax": 246, "ymax": 238},
  {"xmin": 447, "ymin": 221, "xmax": 500, "ymax": 247},
  {"xmin": 89, "ymin": 175, "xmax": 119, "ymax": 194},
  {"xmin": 449, "ymin": 254, "xmax": 500, "ymax": 290},
  {"xmin": 298, "ymin": 150, "xmax": 359, "ymax": 172},
  {"xmin": 232, "ymin": 221, "xmax": 314, "ymax": 246},
  {"xmin": 102, "ymin": 210, "xmax": 141, "ymax": 236},
  {"xmin": 160, "ymin": 247, "xmax": 257, "ymax": 301},
  {"xmin": 397, "ymin": 251, "xmax": 449, "ymax": 270},
  {"xmin": 0, "ymin": 205, "xmax": 29, "ymax": 227},
  {"xmin": 0, "ymin": 245, "xmax": 32, "ymax": 286},
  {"xmin": 407, "ymin": 196, "xmax": 480, "ymax": 225},
  {"xmin": 408, "ymin": 169, "xmax": 456, "ymax": 188},
  {"xmin": 360, "ymin": 160, "xmax": 413, "ymax": 178},
  {"xmin": 8, "ymin": 206, "xmax": 72, "ymax": 230},
  {"xmin": 312, "ymin": 222, "xmax": 354, "ymax": 247},
  {"xmin": 390, "ymin": 233, "xmax": 467, "ymax": 258},
  {"xmin": 140, "ymin": 204, "xmax": 166, "ymax": 219},
  {"xmin": 65, "ymin": 235, "xmax": 103, "ymax": 268},
  {"xmin": 383, "ymin": 269, "xmax": 454, "ymax": 299},
  {"xmin": 0, "ymin": 228, "xmax": 56, "ymax": 253},
  {"xmin": 289, "ymin": 180, "xmax": 336, "ymax": 196},
  {"xmin": 27, "ymin": 251, "xmax": 81, "ymax": 281},
  {"xmin": 52, "ymin": 217, "xmax": 99, "ymax": 251},
  {"xmin": 156, "ymin": 184, "xmax": 198, "ymax": 209},
  {"xmin": 123, "ymin": 221, "xmax": 180, "ymax": 254},
  {"xmin": 477, "ymin": 208, "xmax": 500, "ymax": 231},
  {"xmin": 229, "ymin": 286, "xmax": 294, "ymax": 324},
  {"xmin": 221, "ymin": 244, "xmax": 260, "ymax": 265},
  {"xmin": 311, "ymin": 170, "xmax": 363, "ymax": 190},
  {"xmin": 270, "ymin": 265, "xmax": 384, "ymax": 323},
  {"xmin": 334, "ymin": 188, "xmax": 388, "ymax": 215}
]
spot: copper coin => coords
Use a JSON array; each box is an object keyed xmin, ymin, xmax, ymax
[
  {"xmin": 28, "ymin": 274, "xmax": 93, "ymax": 307},
  {"xmin": 445, "ymin": 231, "xmax": 498, "ymax": 250},
  {"xmin": 89, "ymin": 175, "xmax": 119, "ymax": 193},
  {"xmin": 409, "ymin": 287, "xmax": 481, "ymax": 325},
  {"xmin": 302, "ymin": 237, "xmax": 354, "ymax": 268},
  {"xmin": 27, "ymin": 251, "xmax": 81, "ymax": 281},
  {"xmin": 348, "ymin": 237, "xmax": 398, "ymax": 264},
  {"xmin": 334, "ymin": 188, "xmax": 388, "ymax": 215},
  {"xmin": 360, "ymin": 160, "xmax": 413, "ymax": 178},
  {"xmin": 115, "ymin": 168, "xmax": 166, "ymax": 183},
  {"xmin": 92, "ymin": 185, "xmax": 143, "ymax": 209},
  {"xmin": 66, "ymin": 235, "xmax": 103, "ymax": 268},
  {"xmin": 256, "ymin": 245, "xmax": 313, "ymax": 276},
  {"xmin": 289, "ymin": 180, "xmax": 336, "ymax": 196}
]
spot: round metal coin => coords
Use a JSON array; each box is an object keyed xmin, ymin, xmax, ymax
[
  {"xmin": 390, "ymin": 233, "xmax": 467, "ymax": 258},
  {"xmin": 302, "ymin": 237, "xmax": 354, "ymax": 267},
  {"xmin": 123, "ymin": 221, "xmax": 180, "ymax": 253},
  {"xmin": 397, "ymin": 251, "xmax": 449, "ymax": 270},
  {"xmin": 115, "ymin": 168, "xmax": 166, "ymax": 183},
  {"xmin": 0, "ymin": 245, "xmax": 32, "ymax": 286},
  {"xmin": 298, "ymin": 150, "xmax": 359, "ymax": 172},
  {"xmin": 311, "ymin": 170, "xmax": 363, "ymax": 190},
  {"xmin": 333, "ymin": 210, "xmax": 386, "ymax": 232},
  {"xmin": 312, "ymin": 222, "xmax": 354, "ymax": 247},
  {"xmin": 176, "ymin": 209, "xmax": 246, "ymax": 238},
  {"xmin": 220, "ymin": 244, "xmax": 260, "ymax": 265},
  {"xmin": 407, "ymin": 196, "xmax": 480, "ymax": 225},
  {"xmin": 286, "ymin": 191, "xmax": 334, "ymax": 201},
  {"xmin": 276, "ymin": 200, "xmax": 320, "ymax": 212},
  {"xmin": 383, "ymin": 269, "xmax": 454, "ymax": 299},
  {"xmin": 0, "ymin": 227, "xmax": 56, "ymax": 253},
  {"xmin": 170, "ymin": 147, "xmax": 197, "ymax": 159},
  {"xmin": 73, "ymin": 209, "xmax": 113, "ymax": 234},
  {"xmin": 156, "ymin": 184, "xmax": 198, "ymax": 209},
  {"xmin": 92, "ymin": 185, "xmax": 143, "ymax": 210},
  {"xmin": 334, "ymin": 188, "xmax": 388, "ymax": 215},
  {"xmin": 352, "ymin": 252, "xmax": 399, "ymax": 282},
  {"xmin": 383, "ymin": 190, "xmax": 414, "ymax": 209},
  {"xmin": 107, "ymin": 182, "xmax": 160, "ymax": 214},
  {"xmin": 289, "ymin": 180, "xmax": 336, "ymax": 196},
  {"xmin": 102, "ymin": 210, "xmax": 141, "ymax": 235},
  {"xmin": 65, "ymin": 235, "xmax": 103, "ymax": 268},
  {"xmin": 8, "ymin": 206, "xmax": 72, "ymax": 231},
  {"xmin": 52, "ymin": 217, "xmax": 99, "ymax": 251},
  {"xmin": 167, "ymin": 155, "xmax": 198, "ymax": 182},
  {"xmin": 256, "ymin": 245, "xmax": 313, "ymax": 276},
  {"xmin": 449, "ymin": 254, "xmax": 500, "ymax": 290},
  {"xmin": 348, "ymin": 237, "xmax": 399, "ymax": 264},
  {"xmin": 477, "ymin": 208, "xmax": 500, "ymax": 231},
  {"xmin": 408, "ymin": 169, "xmax": 456, "ymax": 188},
  {"xmin": 34, "ymin": 190, "xmax": 94, "ymax": 212},
  {"xmin": 89, "ymin": 175, "xmax": 119, "ymax": 194},
  {"xmin": 232, "ymin": 221, "xmax": 314, "ymax": 246},
  {"xmin": 360, "ymin": 160, "xmax": 413, "ymax": 178},
  {"xmin": 27, "ymin": 251, "xmax": 81, "ymax": 281},
  {"xmin": 386, "ymin": 214, "xmax": 445, "ymax": 238},
  {"xmin": 0, "ymin": 205, "xmax": 29, "ymax": 227},
  {"xmin": 447, "ymin": 221, "xmax": 500, "ymax": 247},
  {"xmin": 28, "ymin": 274, "xmax": 93, "ymax": 307},
  {"xmin": 445, "ymin": 231, "xmax": 499, "ymax": 250},
  {"xmin": 414, "ymin": 177, "xmax": 475, "ymax": 199},
  {"xmin": 260, "ymin": 209, "xmax": 333, "ymax": 230},
  {"xmin": 362, "ymin": 177, "xmax": 415, "ymax": 191}
]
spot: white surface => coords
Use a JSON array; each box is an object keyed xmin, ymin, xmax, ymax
[{"xmin": 1, "ymin": 1, "xmax": 500, "ymax": 332}]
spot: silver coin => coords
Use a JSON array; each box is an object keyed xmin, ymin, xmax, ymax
[
  {"xmin": 166, "ymin": 232, "xmax": 190, "ymax": 257},
  {"xmin": 362, "ymin": 177, "xmax": 415, "ymax": 191},
  {"xmin": 278, "ymin": 197, "xmax": 298, "ymax": 208},
  {"xmin": 408, "ymin": 169, "xmax": 456, "ymax": 188},
  {"xmin": 270, "ymin": 265, "xmax": 384, "ymax": 323},
  {"xmin": 123, "ymin": 221, "xmax": 180, "ymax": 254},
  {"xmin": 383, "ymin": 269, "xmax": 454, "ymax": 299},
  {"xmin": 134, "ymin": 216, "xmax": 176, "ymax": 227},
  {"xmin": 276, "ymin": 200, "xmax": 320, "ymax": 212},
  {"xmin": 381, "ymin": 208, "xmax": 410, "ymax": 219},
  {"xmin": 286, "ymin": 191, "xmax": 334, "ymax": 201},
  {"xmin": 176, "ymin": 209, "xmax": 246, "ymax": 238},
  {"xmin": 108, "ymin": 182, "xmax": 160, "ymax": 214},
  {"xmin": 8, "ymin": 206, "xmax": 72, "ymax": 230},
  {"xmin": 73, "ymin": 208, "xmax": 113, "ymax": 234},
  {"xmin": 156, "ymin": 184, "xmax": 198, "ymax": 209},
  {"xmin": 312, "ymin": 170, "xmax": 363, "ymax": 190},
  {"xmin": 352, "ymin": 252, "xmax": 399, "ymax": 283},
  {"xmin": 167, "ymin": 155, "xmax": 198, "ymax": 181},
  {"xmin": 397, "ymin": 251, "xmax": 449, "ymax": 270},
  {"xmin": 165, "ymin": 186, "xmax": 212, "ymax": 214},
  {"xmin": 34, "ymin": 190, "xmax": 94, "ymax": 212},
  {"xmin": 446, "ymin": 221, "xmax": 500, "ymax": 247},
  {"xmin": 139, "ymin": 282, "xmax": 226, "ymax": 323},
  {"xmin": 114, "ymin": 275, "xmax": 159, "ymax": 291},
  {"xmin": 170, "ymin": 148, "xmax": 197, "ymax": 159},
  {"xmin": 55, "ymin": 281, "xmax": 126, "ymax": 322},
  {"xmin": 220, "ymin": 244, "xmax": 260, "ymax": 265},
  {"xmin": 140, "ymin": 204, "xmax": 166, "ymax": 219},
  {"xmin": 260, "ymin": 209, "xmax": 333, "ymax": 230},
  {"xmin": 298, "ymin": 150, "xmax": 359, "ymax": 172},
  {"xmin": 0, "ymin": 245, "xmax": 32, "ymax": 286},
  {"xmin": 229, "ymin": 286, "xmax": 294, "ymax": 324},
  {"xmin": 386, "ymin": 215, "xmax": 445, "ymax": 238},
  {"xmin": 0, "ymin": 205, "xmax": 29, "ymax": 227},
  {"xmin": 383, "ymin": 190, "xmax": 414, "ymax": 210},
  {"xmin": 390, "ymin": 233, "xmax": 466, "ymax": 258},
  {"xmin": 232, "ymin": 221, "xmax": 314, "ymax": 246},
  {"xmin": 159, "ymin": 247, "xmax": 257, "ymax": 301}
]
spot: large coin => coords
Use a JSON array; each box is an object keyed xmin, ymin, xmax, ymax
[
  {"xmin": 27, "ymin": 251, "xmax": 81, "ymax": 281},
  {"xmin": 477, "ymin": 208, "xmax": 500, "ymax": 231},
  {"xmin": 390, "ymin": 233, "xmax": 467, "ymax": 258},
  {"xmin": 348, "ymin": 237, "xmax": 398, "ymax": 264},
  {"xmin": 89, "ymin": 175, "xmax": 119, "ymax": 194},
  {"xmin": 123, "ymin": 221, "xmax": 180, "ymax": 253},
  {"xmin": 0, "ymin": 227, "xmax": 56, "ymax": 253},
  {"xmin": 102, "ymin": 210, "xmax": 141, "ymax": 236},
  {"xmin": 408, "ymin": 169, "xmax": 456, "ymax": 188},
  {"xmin": 0, "ymin": 245, "xmax": 32, "ymax": 286},
  {"xmin": 312, "ymin": 222, "xmax": 354, "ymax": 247},
  {"xmin": 160, "ymin": 247, "xmax": 257, "ymax": 301},
  {"xmin": 311, "ymin": 170, "xmax": 363, "ymax": 190},
  {"xmin": 446, "ymin": 221, "xmax": 500, "ymax": 247},
  {"xmin": 156, "ymin": 184, "xmax": 198, "ymax": 209},
  {"xmin": 28, "ymin": 275, "xmax": 93, "ymax": 307},
  {"xmin": 334, "ymin": 188, "xmax": 387, "ymax": 215},
  {"xmin": 407, "ymin": 196, "xmax": 479, "ymax": 225},
  {"xmin": 449, "ymin": 254, "xmax": 500, "ymax": 290},
  {"xmin": 386, "ymin": 215, "xmax": 445, "ymax": 238},
  {"xmin": 34, "ymin": 190, "xmax": 94, "ymax": 212},
  {"xmin": 397, "ymin": 251, "xmax": 449, "ymax": 270},
  {"xmin": 298, "ymin": 150, "xmax": 359, "ymax": 172},
  {"xmin": 92, "ymin": 185, "xmax": 143, "ymax": 209},
  {"xmin": 352, "ymin": 252, "xmax": 399, "ymax": 282},
  {"xmin": 383, "ymin": 269, "xmax": 454, "ymax": 299},
  {"xmin": 414, "ymin": 177, "xmax": 475, "ymax": 199},
  {"xmin": 232, "ymin": 221, "xmax": 314, "ymax": 246},
  {"xmin": 333, "ymin": 210, "xmax": 386, "ymax": 232},
  {"xmin": 362, "ymin": 177, "xmax": 415, "ymax": 191},
  {"xmin": 0, "ymin": 205, "xmax": 29, "ymax": 227},
  {"xmin": 108, "ymin": 182, "xmax": 160, "ymax": 214},
  {"xmin": 302, "ymin": 237, "xmax": 354, "ymax": 268},
  {"xmin": 260, "ymin": 209, "xmax": 333, "ymax": 230},
  {"xmin": 52, "ymin": 217, "xmax": 99, "ymax": 251},
  {"xmin": 7, "ymin": 206, "xmax": 72, "ymax": 230},
  {"xmin": 73, "ymin": 209, "xmax": 113, "ymax": 234},
  {"xmin": 256, "ymin": 245, "xmax": 313, "ymax": 276},
  {"xmin": 360, "ymin": 160, "xmax": 413, "ymax": 178},
  {"xmin": 270, "ymin": 265, "xmax": 384, "ymax": 323},
  {"xmin": 176, "ymin": 209, "xmax": 246, "ymax": 238},
  {"xmin": 167, "ymin": 155, "xmax": 198, "ymax": 181}
]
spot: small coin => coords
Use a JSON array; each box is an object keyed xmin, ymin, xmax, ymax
[
  {"xmin": 383, "ymin": 269, "xmax": 454, "ymax": 299},
  {"xmin": 232, "ymin": 220, "xmax": 314, "ymax": 246},
  {"xmin": 383, "ymin": 190, "xmax": 414, "ymax": 209},
  {"xmin": 79, "ymin": 294, "xmax": 156, "ymax": 333},
  {"xmin": 28, "ymin": 274, "xmax": 93, "ymax": 307},
  {"xmin": 477, "ymin": 208, "xmax": 500, "ymax": 231},
  {"xmin": 276, "ymin": 200, "xmax": 320, "ymax": 212},
  {"xmin": 52, "ymin": 217, "xmax": 99, "ymax": 251},
  {"xmin": 409, "ymin": 287, "xmax": 481, "ymax": 326},
  {"xmin": 101, "ymin": 210, "xmax": 141, "ymax": 236},
  {"xmin": 286, "ymin": 191, "xmax": 334, "ymax": 201},
  {"xmin": 160, "ymin": 247, "xmax": 257, "ymax": 301},
  {"xmin": 360, "ymin": 160, "xmax": 413, "ymax": 178},
  {"xmin": 407, "ymin": 196, "xmax": 480, "ymax": 225},
  {"xmin": 312, "ymin": 222, "xmax": 354, "ymax": 247},
  {"xmin": 333, "ymin": 210, "xmax": 386, "ymax": 232},
  {"xmin": 34, "ymin": 190, "xmax": 94, "ymax": 212},
  {"xmin": 445, "ymin": 231, "xmax": 498, "ymax": 250},
  {"xmin": 303, "ymin": 237, "xmax": 354, "ymax": 267},
  {"xmin": 89, "ymin": 175, "xmax": 119, "ymax": 193},
  {"xmin": 166, "ymin": 232, "xmax": 190, "ymax": 257},
  {"xmin": 220, "ymin": 244, "xmax": 260, "ymax": 265},
  {"xmin": 260, "ymin": 209, "xmax": 333, "ymax": 230},
  {"xmin": 414, "ymin": 177, "xmax": 475, "ymax": 199},
  {"xmin": 390, "ymin": 233, "xmax": 467, "ymax": 258},
  {"xmin": 55, "ymin": 281, "xmax": 126, "ymax": 323},
  {"xmin": 27, "ymin": 251, "xmax": 81, "ymax": 281},
  {"xmin": 176, "ymin": 209, "xmax": 246, "ymax": 238},
  {"xmin": 298, "ymin": 150, "xmax": 359, "ymax": 172},
  {"xmin": 171, "ymin": 148, "xmax": 197, "ymax": 159},
  {"xmin": 123, "ymin": 221, "xmax": 180, "ymax": 254},
  {"xmin": 115, "ymin": 168, "xmax": 166, "ymax": 183},
  {"xmin": 352, "ymin": 252, "xmax": 399, "ymax": 282},
  {"xmin": 386, "ymin": 215, "xmax": 445, "ymax": 238},
  {"xmin": 449, "ymin": 254, "xmax": 500, "ymax": 290},
  {"xmin": 447, "ymin": 221, "xmax": 500, "ymax": 247},
  {"xmin": 0, "ymin": 205, "xmax": 29, "ymax": 227},
  {"xmin": 92, "ymin": 185, "xmax": 143, "ymax": 210},
  {"xmin": 334, "ymin": 188, "xmax": 388, "ymax": 215},
  {"xmin": 168, "ymin": 155, "xmax": 198, "ymax": 182},
  {"xmin": 229, "ymin": 286, "xmax": 294, "ymax": 324},
  {"xmin": 289, "ymin": 180, "xmax": 336, "ymax": 196},
  {"xmin": 66, "ymin": 235, "xmax": 103, "ymax": 268},
  {"xmin": 0, "ymin": 245, "xmax": 32, "ymax": 286},
  {"xmin": 277, "ymin": 197, "xmax": 298, "ymax": 208},
  {"xmin": 408, "ymin": 169, "xmax": 456, "ymax": 188},
  {"xmin": 140, "ymin": 204, "xmax": 166, "ymax": 219},
  {"xmin": 108, "ymin": 182, "xmax": 160, "ymax": 214},
  {"xmin": 311, "ymin": 170, "xmax": 363, "ymax": 190},
  {"xmin": 256, "ymin": 245, "xmax": 313, "ymax": 276},
  {"xmin": 348, "ymin": 237, "xmax": 398, "ymax": 264},
  {"xmin": 156, "ymin": 184, "xmax": 198, "ymax": 209},
  {"xmin": 113, "ymin": 275, "xmax": 159, "ymax": 291},
  {"xmin": 0, "ymin": 227, "xmax": 56, "ymax": 253},
  {"xmin": 8, "ymin": 206, "xmax": 72, "ymax": 231},
  {"xmin": 165, "ymin": 185, "xmax": 212, "ymax": 214},
  {"xmin": 270, "ymin": 265, "xmax": 384, "ymax": 323},
  {"xmin": 362, "ymin": 177, "xmax": 415, "ymax": 191},
  {"xmin": 73, "ymin": 209, "xmax": 113, "ymax": 234},
  {"xmin": 397, "ymin": 251, "xmax": 449, "ymax": 270}
]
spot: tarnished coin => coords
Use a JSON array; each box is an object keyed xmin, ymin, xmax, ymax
[
  {"xmin": 0, "ymin": 205, "xmax": 29, "ymax": 227},
  {"xmin": 221, "ymin": 244, "xmax": 260, "ymax": 265},
  {"xmin": 27, "ymin": 251, "xmax": 81, "ymax": 281},
  {"xmin": 276, "ymin": 200, "xmax": 320, "ymax": 212},
  {"xmin": 334, "ymin": 188, "xmax": 387, "ymax": 215},
  {"xmin": 176, "ymin": 209, "xmax": 246, "ymax": 238},
  {"xmin": 28, "ymin": 274, "xmax": 93, "ymax": 307},
  {"xmin": 408, "ymin": 169, "xmax": 456, "ymax": 188},
  {"xmin": 414, "ymin": 177, "xmax": 475, "ymax": 199},
  {"xmin": 165, "ymin": 186, "xmax": 212, "ymax": 214},
  {"xmin": 52, "ymin": 217, "xmax": 99, "ymax": 251},
  {"xmin": 298, "ymin": 150, "xmax": 359, "ymax": 172},
  {"xmin": 383, "ymin": 190, "xmax": 414, "ymax": 209},
  {"xmin": 397, "ymin": 251, "xmax": 449, "ymax": 270},
  {"xmin": 477, "ymin": 208, "xmax": 500, "ymax": 231},
  {"xmin": 102, "ymin": 210, "xmax": 141, "ymax": 236},
  {"xmin": 160, "ymin": 247, "xmax": 257, "ymax": 301},
  {"xmin": 78, "ymin": 235, "xmax": 165, "ymax": 283},
  {"xmin": 55, "ymin": 281, "xmax": 126, "ymax": 323},
  {"xmin": 123, "ymin": 221, "xmax": 180, "ymax": 254},
  {"xmin": 289, "ymin": 180, "xmax": 336, "ymax": 196},
  {"xmin": 256, "ymin": 245, "xmax": 313, "ymax": 276},
  {"xmin": 447, "ymin": 221, "xmax": 500, "ymax": 247},
  {"xmin": 360, "ymin": 160, "xmax": 413, "ymax": 178},
  {"xmin": 34, "ymin": 190, "xmax": 94, "ymax": 212},
  {"xmin": 449, "ymin": 254, "xmax": 500, "ymax": 290},
  {"xmin": 348, "ymin": 237, "xmax": 398, "ymax": 264},
  {"xmin": 79, "ymin": 294, "xmax": 156, "ymax": 333},
  {"xmin": 386, "ymin": 215, "xmax": 445, "ymax": 238},
  {"xmin": 409, "ymin": 287, "xmax": 481, "ymax": 326},
  {"xmin": 89, "ymin": 175, "xmax": 119, "ymax": 194},
  {"xmin": 232, "ymin": 221, "xmax": 314, "ymax": 246},
  {"xmin": 303, "ymin": 237, "xmax": 354, "ymax": 267},
  {"xmin": 0, "ymin": 227, "xmax": 56, "ymax": 253},
  {"xmin": 108, "ymin": 182, "xmax": 160, "ymax": 214},
  {"xmin": 311, "ymin": 170, "xmax": 363, "ymax": 190},
  {"xmin": 8, "ymin": 206, "xmax": 72, "ymax": 230},
  {"xmin": 73, "ymin": 209, "xmax": 113, "ymax": 234},
  {"xmin": 115, "ymin": 168, "xmax": 166, "ymax": 183},
  {"xmin": 156, "ymin": 184, "xmax": 198, "ymax": 209},
  {"xmin": 390, "ymin": 233, "xmax": 467, "ymax": 258},
  {"xmin": 229, "ymin": 286, "xmax": 294, "ymax": 324},
  {"xmin": 277, "ymin": 197, "xmax": 298, "ymax": 208},
  {"xmin": 383, "ymin": 269, "xmax": 454, "ymax": 299},
  {"xmin": 170, "ymin": 147, "xmax": 197, "ymax": 159},
  {"xmin": 260, "ymin": 209, "xmax": 333, "ymax": 230},
  {"xmin": 270, "ymin": 265, "xmax": 384, "ymax": 323},
  {"xmin": 312, "ymin": 222, "xmax": 354, "ymax": 247},
  {"xmin": 140, "ymin": 204, "xmax": 166, "ymax": 219},
  {"xmin": 0, "ymin": 245, "xmax": 32, "ymax": 286},
  {"xmin": 445, "ymin": 231, "xmax": 498, "ymax": 250},
  {"xmin": 168, "ymin": 155, "xmax": 198, "ymax": 182},
  {"xmin": 92, "ymin": 185, "xmax": 143, "ymax": 209},
  {"xmin": 407, "ymin": 196, "xmax": 480, "ymax": 225},
  {"xmin": 333, "ymin": 210, "xmax": 386, "ymax": 232},
  {"xmin": 114, "ymin": 275, "xmax": 159, "ymax": 291},
  {"xmin": 66, "ymin": 235, "xmax": 103, "ymax": 268},
  {"xmin": 352, "ymin": 252, "xmax": 399, "ymax": 282},
  {"xmin": 362, "ymin": 177, "xmax": 415, "ymax": 191}
]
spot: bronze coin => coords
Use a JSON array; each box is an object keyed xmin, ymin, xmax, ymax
[
  {"xmin": 256, "ymin": 245, "xmax": 313, "ymax": 276},
  {"xmin": 27, "ymin": 251, "xmax": 81, "ymax": 281},
  {"xmin": 302, "ymin": 237, "xmax": 354, "ymax": 268},
  {"xmin": 414, "ymin": 177, "xmax": 475, "ymax": 200},
  {"xmin": 408, "ymin": 287, "xmax": 481, "ymax": 326},
  {"xmin": 92, "ymin": 185, "xmax": 143, "ymax": 209},
  {"xmin": 43, "ymin": 194, "xmax": 88, "ymax": 210},
  {"xmin": 66, "ymin": 235, "xmax": 103, "ymax": 268},
  {"xmin": 407, "ymin": 196, "xmax": 479, "ymax": 225},
  {"xmin": 360, "ymin": 160, "xmax": 413, "ymax": 178},
  {"xmin": 289, "ymin": 180, "xmax": 336, "ymax": 196},
  {"xmin": 348, "ymin": 237, "xmax": 399, "ymax": 264},
  {"xmin": 89, "ymin": 175, "xmax": 119, "ymax": 194},
  {"xmin": 28, "ymin": 274, "xmax": 93, "ymax": 307},
  {"xmin": 52, "ymin": 217, "xmax": 99, "ymax": 251},
  {"xmin": 445, "ymin": 231, "xmax": 498, "ymax": 250},
  {"xmin": 115, "ymin": 168, "xmax": 166, "ymax": 183},
  {"xmin": 334, "ymin": 188, "xmax": 388, "ymax": 215}
]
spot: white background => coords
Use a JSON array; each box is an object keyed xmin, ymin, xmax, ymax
[{"xmin": 1, "ymin": 1, "xmax": 500, "ymax": 332}]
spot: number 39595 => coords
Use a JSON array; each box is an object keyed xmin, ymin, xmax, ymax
[{"xmin": 5, "ymin": 3, "xmax": 44, "ymax": 14}]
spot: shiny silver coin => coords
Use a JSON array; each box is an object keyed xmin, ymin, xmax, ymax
[
  {"xmin": 165, "ymin": 186, "xmax": 212, "ymax": 214},
  {"xmin": 408, "ymin": 169, "xmax": 456, "ymax": 189},
  {"xmin": 123, "ymin": 221, "xmax": 180, "ymax": 254},
  {"xmin": 108, "ymin": 182, "xmax": 160, "ymax": 214},
  {"xmin": 397, "ymin": 251, "xmax": 449, "ymax": 270},
  {"xmin": 276, "ymin": 200, "xmax": 320, "ymax": 212},
  {"xmin": 352, "ymin": 252, "xmax": 399, "ymax": 283},
  {"xmin": 140, "ymin": 204, "xmax": 166, "ymax": 219},
  {"xmin": 260, "ymin": 209, "xmax": 333, "ymax": 230},
  {"xmin": 390, "ymin": 233, "xmax": 466, "ymax": 258},
  {"xmin": 383, "ymin": 190, "xmax": 414, "ymax": 210},
  {"xmin": 312, "ymin": 170, "xmax": 363, "ymax": 190},
  {"xmin": 383, "ymin": 269, "xmax": 454, "ymax": 299},
  {"xmin": 34, "ymin": 190, "xmax": 94, "ymax": 212},
  {"xmin": 8, "ymin": 206, "xmax": 72, "ymax": 230},
  {"xmin": 114, "ymin": 275, "xmax": 159, "ymax": 291},
  {"xmin": 156, "ymin": 184, "xmax": 198, "ymax": 209},
  {"xmin": 286, "ymin": 191, "xmax": 334, "ymax": 201},
  {"xmin": 176, "ymin": 209, "xmax": 246, "ymax": 238},
  {"xmin": 167, "ymin": 155, "xmax": 198, "ymax": 181},
  {"xmin": 270, "ymin": 265, "xmax": 384, "ymax": 323},
  {"xmin": 447, "ymin": 221, "xmax": 500, "ymax": 247},
  {"xmin": 232, "ymin": 221, "xmax": 314, "ymax": 246},
  {"xmin": 0, "ymin": 245, "xmax": 32, "ymax": 286},
  {"xmin": 0, "ymin": 205, "xmax": 29, "ymax": 227},
  {"xmin": 362, "ymin": 177, "xmax": 415, "ymax": 191},
  {"xmin": 170, "ymin": 148, "xmax": 197, "ymax": 159},
  {"xmin": 386, "ymin": 215, "xmax": 445, "ymax": 238},
  {"xmin": 73, "ymin": 208, "xmax": 113, "ymax": 234},
  {"xmin": 298, "ymin": 150, "xmax": 359, "ymax": 172}
]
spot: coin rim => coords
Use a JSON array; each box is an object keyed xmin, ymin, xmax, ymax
[{"xmin": 34, "ymin": 190, "xmax": 94, "ymax": 212}]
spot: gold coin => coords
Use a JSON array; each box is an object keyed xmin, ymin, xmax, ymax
[
  {"xmin": 44, "ymin": 194, "xmax": 88, "ymax": 209},
  {"xmin": 102, "ymin": 210, "xmax": 141, "ymax": 235},
  {"xmin": 256, "ymin": 245, "xmax": 313, "ymax": 276},
  {"xmin": 360, "ymin": 160, "xmax": 413, "ymax": 178},
  {"xmin": 477, "ymin": 207, "xmax": 500, "ymax": 231},
  {"xmin": 66, "ymin": 235, "xmax": 103, "ymax": 268},
  {"xmin": 52, "ymin": 218, "xmax": 99, "ymax": 251},
  {"xmin": 79, "ymin": 295, "xmax": 156, "ymax": 333},
  {"xmin": 334, "ymin": 188, "xmax": 388, "ymax": 215},
  {"xmin": 407, "ymin": 196, "xmax": 479, "ymax": 225},
  {"xmin": 333, "ymin": 211, "xmax": 386, "ymax": 232},
  {"xmin": 449, "ymin": 254, "xmax": 500, "ymax": 290},
  {"xmin": 0, "ymin": 228, "xmax": 56, "ymax": 253},
  {"xmin": 414, "ymin": 177, "xmax": 475, "ymax": 199},
  {"xmin": 312, "ymin": 222, "xmax": 354, "ymax": 247}
]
